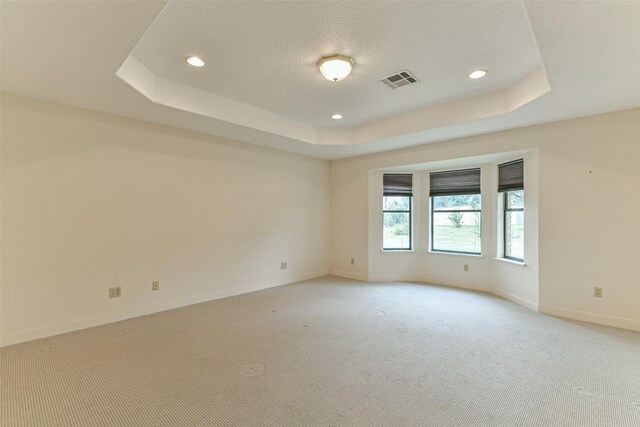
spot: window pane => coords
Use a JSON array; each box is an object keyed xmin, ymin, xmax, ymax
[
  {"xmin": 433, "ymin": 194, "xmax": 481, "ymax": 211},
  {"xmin": 506, "ymin": 190, "xmax": 524, "ymax": 209},
  {"xmin": 383, "ymin": 196, "xmax": 410, "ymax": 211},
  {"xmin": 432, "ymin": 211, "xmax": 481, "ymax": 253},
  {"xmin": 505, "ymin": 210, "xmax": 524, "ymax": 260},
  {"xmin": 383, "ymin": 212, "xmax": 410, "ymax": 249}
]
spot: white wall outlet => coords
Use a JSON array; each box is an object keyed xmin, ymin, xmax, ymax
[
  {"xmin": 152, "ymin": 281, "xmax": 160, "ymax": 291},
  {"xmin": 464, "ymin": 264, "xmax": 469, "ymax": 272},
  {"xmin": 281, "ymin": 261, "xmax": 287, "ymax": 270},
  {"xmin": 351, "ymin": 258, "xmax": 355, "ymax": 265},
  {"xmin": 593, "ymin": 287, "xmax": 603, "ymax": 298},
  {"xmin": 109, "ymin": 287, "xmax": 121, "ymax": 298}
]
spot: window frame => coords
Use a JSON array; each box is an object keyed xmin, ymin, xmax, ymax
[
  {"xmin": 430, "ymin": 194, "xmax": 482, "ymax": 255},
  {"xmin": 503, "ymin": 190, "xmax": 524, "ymax": 262},
  {"xmin": 382, "ymin": 195, "xmax": 413, "ymax": 251}
]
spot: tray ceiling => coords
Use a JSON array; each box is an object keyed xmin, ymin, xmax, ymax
[{"xmin": 2, "ymin": 1, "xmax": 639, "ymax": 159}]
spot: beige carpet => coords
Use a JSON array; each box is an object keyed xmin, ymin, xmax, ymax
[{"xmin": 2, "ymin": 276, "xmax": 640, "ymax": 426}]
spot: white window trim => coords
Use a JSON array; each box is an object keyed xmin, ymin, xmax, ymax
[
  {"xmin": 427, "ymin": 249, "xmax": 484, "ymax": 258},
  {"xmin": 493, "ymin": 257, "xmax": 526, "ymax": 267}
]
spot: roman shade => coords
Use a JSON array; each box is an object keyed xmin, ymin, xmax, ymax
[
  {"xmin": 383, "ymin": 174, "xmax": 413, "ymax": 196},
  {"xmin": 429, "ymin": 168, "xmax": 481, "ymax": 196},
  {"xmin": 498, "ymin": 159, "xmax": 524, "ymax": 192}
]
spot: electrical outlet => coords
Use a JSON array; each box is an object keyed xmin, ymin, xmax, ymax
[
  {"xmin": 152, "ymin": 281, "xmax": 160, "ymax": 291},
  {"xmin": 351, "ymin": 258, "xmax": 355, "ymax": 265},
  {"xmin": 109, "ymin": 287, "xmax": 121, "ymax": 298},
  {"xmin": 281, "ymin": 261, "xmax": 287, "ymax": 270},
  {"xmin": 593, "ymin": 287, "xmax": 603, "ymax": 298},
  {"xmin": 464, "ymin": 264, "xmax": 469, "ymax": 272}
]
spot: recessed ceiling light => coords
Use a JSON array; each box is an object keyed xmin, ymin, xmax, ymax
[
  {"xmin": 186, "ymin": 56, "xmax": 205, "ymax": 67},
  {"xmin": 469, "ymin": 70, "xmax": 487, "ymax": 79},
  {"xmin": 317, "ymin": 55, "xmax": 355, "ymax": 82},
  {"xmin": 331, "ymin": 114, "xmax": 343, "ymax": 120}
]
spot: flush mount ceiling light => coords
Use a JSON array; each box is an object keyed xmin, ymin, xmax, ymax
[
  {"xmin": 186, "ymin": 56, "xmax": 205, "ymax": 67},
  {"xmin": 317, "ymin": 54, "xmax": 355, "ymax": 82},
  {"xmin": 331, "ymin": 114, "xmax": 343, "ymax": 120},
  {"xmin": 468, "ymin": 70, "xmax": 487, "ymax": 79}
]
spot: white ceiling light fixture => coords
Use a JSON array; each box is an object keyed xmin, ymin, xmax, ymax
[
  {"xmin": 317, "ymin": 54, "xmax": 355, "ymax": 82},
  {"xmin": 469, "ymin": 70, "xmax": 487, "ymax": 79},
  {"xmin": 186, "ymin": 56, "xmax": 205, "ymax": 67},
  {"xmin": 331, "ymin": 114, "xmax": 343, "ymax": 120}
]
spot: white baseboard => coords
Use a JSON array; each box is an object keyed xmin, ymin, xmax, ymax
[
  {"xmin": 1, "ymin": 270, "xmax": 329, "ymax": 348},
  {"xmin": 422, "ymin": 279, "xmax": 487, "ymax": 293},
  {"xmin": 368, "ymin": 275, "xmax": 423, "ymax": 283},
  {"xmin": 539, "ymin": 304, "xmax": 640, "ymax": 332},
  {"xmin": 492, "ymin": 288, "xmax": 539, "ymax": 312},
  {"xmin": 330, "ymin": 269, "xmax": 368, "ymax": 281}
]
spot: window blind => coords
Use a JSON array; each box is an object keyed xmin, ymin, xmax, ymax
[
  {"xmin": 498, "ymin": 159, "xmax": 524, "ymax": 192},
  {"xmin": 429, "ymin": 168, "xmax": 481, "ymax": 196},
  {"xmin": 383, "ymin": 174, "xmax": 413, "ymax": 197}
]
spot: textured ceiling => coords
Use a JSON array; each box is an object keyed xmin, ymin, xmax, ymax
[
  {"xmin": 1, "ymin": 1, "xmax": 639, "ymax": 160},
  {"xmin": 132, "ymin": 1, "xmax": 541, "ymax": 128}
]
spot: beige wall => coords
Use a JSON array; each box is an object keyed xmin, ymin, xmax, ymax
[
  {"xmin": 2, "ymin": 93, "xmax": 639, "ymax": 346},
  {"xmin": 0, "ymin": 94, "xmax": 331, "ymax": 346},
  {"xmin": 331, "ymin": 108, "xmax": 640, "ymax": 330}
]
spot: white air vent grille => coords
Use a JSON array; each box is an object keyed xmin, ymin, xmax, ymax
[{"xmin": 379, "ymin": 70, "xmax": 419, "ymax": 89}]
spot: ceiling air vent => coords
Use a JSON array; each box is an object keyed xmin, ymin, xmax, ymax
[{"xmin": 379, "ymin": 70, "xmax": 419, "ymax": 89}]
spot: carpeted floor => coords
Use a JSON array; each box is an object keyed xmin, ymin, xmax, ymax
[{"xmin": 2, "ymin": 276, "xmax": 640, "ymax": 426}]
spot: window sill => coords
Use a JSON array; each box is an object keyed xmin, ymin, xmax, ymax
[
  {"xmin": 493, "ymin": 257, "xmax": 526, "ymax": 267},
  {"xmin": 381, "ymin": 249, "xmax": 415, "ymax": 253},
  {"xmin": 427, "ymin": 250, "xmax": 483, "ymax": 258}
]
